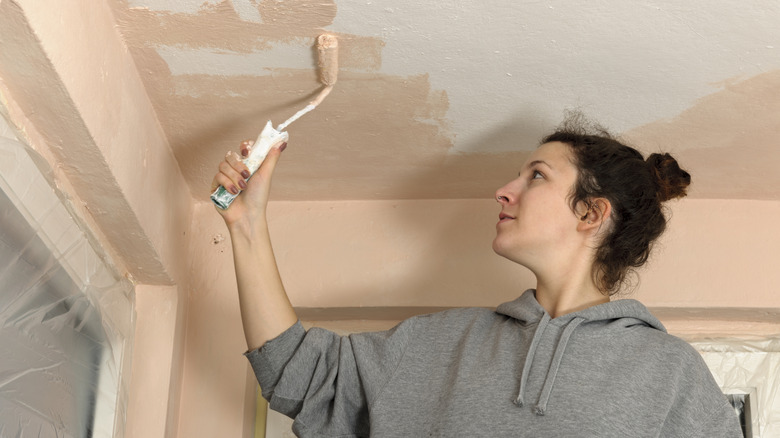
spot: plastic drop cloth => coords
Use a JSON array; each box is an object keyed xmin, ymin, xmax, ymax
[{"xmin": 0, "ymin": 133, "xmax": 134, "ymax": 438}]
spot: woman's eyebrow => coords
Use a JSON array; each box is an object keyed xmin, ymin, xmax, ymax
[
  {"xmin": 518, "ymin": 160, "xmax": 553, "ymax": 176},
  {"xmin": 528, "ymin": 160, "xmax": 553, "ymax": 170}
]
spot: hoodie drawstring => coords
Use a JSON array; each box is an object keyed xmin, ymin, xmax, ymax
[
  {"xmin": 534, "ymin": 317, "xmax": 584, "ymax": 415},
  {"xmin": 514, "ymin": 315, "xmax": 586, "ymax": 416},
  {"xmin": 514, "ymin": 313, "xmax": 550, "ymax": 408}
]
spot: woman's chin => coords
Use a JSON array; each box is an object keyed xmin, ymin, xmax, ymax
[
  {"xmin": 492, "ymin": 240, "xmax": 530, "ymax": 267},
  {"xmin": 492, "ymin": 239, "xmax": 511, "ymax": 259}
]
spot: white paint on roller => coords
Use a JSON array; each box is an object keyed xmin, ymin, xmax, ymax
[{"xmin": 156, "ymin": 42, "xmax": 315, "ymax": 77}]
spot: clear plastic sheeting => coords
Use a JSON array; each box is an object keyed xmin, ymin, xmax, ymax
[
  {"xmin": 0, "ymin": 128, "xmax": 134, "ymax": 437},
  {"xmin": 689, "ymin": 337, "xmax": 780, "ymax": 438}
]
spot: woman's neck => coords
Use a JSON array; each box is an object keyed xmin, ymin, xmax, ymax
[{"xmin": 534, "ymin": 277, "xmax": 609, "ymax": 318}]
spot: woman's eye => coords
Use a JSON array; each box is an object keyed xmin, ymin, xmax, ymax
[{"xmin": 531, "ymin": 170, "xmax": 544, "ymax": 180}]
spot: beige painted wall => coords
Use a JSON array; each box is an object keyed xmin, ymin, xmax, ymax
[
  {"xmin": 639, "ymin": 199, "xmax": 780, "ymax": 307},
  {"xmin": 269, "ymin": 198, "xmax": 780, "ymax": 309},
  {"xmin": 179, "ymin": 197, "xmax": 780, "ymax": 436},
  {"xmin": 126, "ymin": 285, "xmax": 182, "ymax": 438}
]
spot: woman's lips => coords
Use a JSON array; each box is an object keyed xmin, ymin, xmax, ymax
[{"xmin": 497, "ymin": 212, "xmax": 515, "ymax": 225}]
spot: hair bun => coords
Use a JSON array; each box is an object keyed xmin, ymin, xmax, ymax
[{"xmin": 646, "ymin": 153, "xmax": 691, "ymax": 202}]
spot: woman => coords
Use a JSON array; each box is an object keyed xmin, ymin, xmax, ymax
[{"xmin": 212, "ymin": 118, "xmax": 742, "ymax": 437}]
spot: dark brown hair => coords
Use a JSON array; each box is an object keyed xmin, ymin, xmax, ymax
[{"xmin": 542, "ymin": 114, "xmax": 691, "ymax": 295}]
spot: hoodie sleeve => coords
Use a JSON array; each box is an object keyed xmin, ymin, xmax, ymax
[
  {"xmin": 660, "ymin": 396, "xmax": 743, "ymax": 437},
  {"xmin": 244, "ymin": 319, "xmax": 416, "ymax": 437},
  {"xmin": 657, "ymin": 343, "xmax": 743, "ymax": 438}
]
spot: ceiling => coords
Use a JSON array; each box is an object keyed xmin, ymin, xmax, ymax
[{"xmin": 110, "ymin": 0, "xmax": 780, "ymax": 201}]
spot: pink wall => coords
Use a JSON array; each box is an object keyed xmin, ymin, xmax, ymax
[
  {"xmin": 266, "ymin": 198, "xmax": 780, "ymax": 309},
  {"xmin": 639, "ymin": 199, "xmax": 780, "ymax": 307},
  {"xmin": 177, "ymin": 203, "xmax": 257, "ymax": 438},
  {"xmin": 126, "ymin": 285, "xmax": 182, "ymax": 438}
]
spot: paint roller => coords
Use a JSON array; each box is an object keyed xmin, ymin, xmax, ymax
[{"xmin": 211, "ymin": 34, "xmax": 339, "ymax": 209}]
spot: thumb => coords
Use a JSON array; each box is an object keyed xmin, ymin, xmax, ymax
[{"xmin": 251, "ymin": 141, "xmax": 287, "ymax": 187}]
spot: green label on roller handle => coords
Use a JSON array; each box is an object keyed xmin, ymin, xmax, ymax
[{"xmin": 211, "ymin": 185, "xmax": 237, "ymax": 210}]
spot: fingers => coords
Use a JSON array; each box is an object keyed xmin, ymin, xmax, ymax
[
  {"xmin": 240, "ymin": 140, "xmax": 253, "ymax": 158},
  {"xmin": 211, "ymin": 142, "xmax": 253, "ymax": 195},
  {"xmin": 210, "ymin": 139, "xmax": 287, "ymax": 198},
  {"xmin": 213, "ymin": 160, "xmax": 242, "ymax": 195},
  {"xmin": 225, "ymin": 150, "xmax": 249, "ymax": 180}
]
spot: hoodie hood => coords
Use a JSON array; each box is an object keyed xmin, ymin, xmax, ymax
[
  {"xmin": 496, "ymin": 289, "xmax": 666, "ymax": 331},
  {"xmin": 495, "ymin": 289, "xmax": 666, "ymax": 415}
]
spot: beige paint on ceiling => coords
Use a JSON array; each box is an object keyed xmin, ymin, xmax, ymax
[{"xmin": 111, "ymin": 0, "xmax": 780, "ymax": 201}]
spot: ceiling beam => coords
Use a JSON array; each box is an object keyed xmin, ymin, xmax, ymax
[{"xmin": 0, "ymin": 0, "xmax": 192, "ymax": 285}]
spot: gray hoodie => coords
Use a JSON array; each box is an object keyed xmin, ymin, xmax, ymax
[{"xmin": 246, "ymin": 290, "xmax": 742, "ymax": 437}]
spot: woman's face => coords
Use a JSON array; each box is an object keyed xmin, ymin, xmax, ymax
[{"xmin": 492, "ymin": 141, "xmax": 582, "ymax": 267}]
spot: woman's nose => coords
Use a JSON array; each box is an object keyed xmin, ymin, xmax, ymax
[
  {"xmin": 495, "ymin": 185, "xmax": 513, "ymax": 204},
  {"xmin": 496, "ymin": 178, "xmax": 521, "ymax": 204}
]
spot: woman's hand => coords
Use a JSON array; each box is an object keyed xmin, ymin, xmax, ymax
[{"xmin": 211, "ymin": 139, "xmax": 287, "ymax": 232}]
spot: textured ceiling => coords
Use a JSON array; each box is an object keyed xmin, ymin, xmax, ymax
[{"xmin": 111, "ymin": 0, "xmax": 780, "ymax": 201}]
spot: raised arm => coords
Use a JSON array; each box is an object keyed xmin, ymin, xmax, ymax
[{"xmin": 212, "ymin": 139, "xmax": 297, "ymax": 351}]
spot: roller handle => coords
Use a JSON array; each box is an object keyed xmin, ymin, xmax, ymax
[{"xmin": 211, "ymin": 122, "xmax": 288, "ymax": 210}]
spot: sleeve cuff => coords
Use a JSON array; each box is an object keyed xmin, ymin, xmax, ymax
[{"xmin": 244, "ymin": 321, "xmax": 306, "ymax": 397}]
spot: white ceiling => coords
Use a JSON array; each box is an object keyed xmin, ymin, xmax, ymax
[{"xmin": 112, "ymin": 0, "xmax": 780, "ymax": 201}]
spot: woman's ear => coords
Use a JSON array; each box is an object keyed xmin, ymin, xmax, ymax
[{"xmin": 577, "ymin": 198, "xmax": 612, "ymax": 231}]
